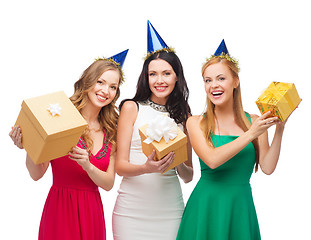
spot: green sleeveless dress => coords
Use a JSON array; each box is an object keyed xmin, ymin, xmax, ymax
[{"xmin": 176, "ymin": 114, "xmax": 261, "ymax": 240}]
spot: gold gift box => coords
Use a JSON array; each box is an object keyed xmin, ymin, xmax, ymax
[
  {"xmin": 139, "ymin": 124, "xmax": 187, "ymax": 173},
  {"xmin": 256, "ymin": 82, "xmax": 301, "ymax": 121},
  {"xmin": 15, "ymin": 91, "xmax": 88, "ymax": 164}
]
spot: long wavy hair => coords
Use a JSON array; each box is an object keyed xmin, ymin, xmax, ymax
[
  {"xmin": 200, "ymin": 57, "xmax": 259, "ymax": 172},
  {"xmin": 120, "ymin": 51, "xmax": 191, "ymax": 124},
  {"xmin": 70, "ymin": 60, "xmax": 121, "ymax": 151}
]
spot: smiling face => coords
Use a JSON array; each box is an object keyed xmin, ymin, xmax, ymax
[
  {"xmin": 87, "ymin": 69, "xmax": 120, "ymax": 109},
  {"xmin": 203, "ymin": 62, "xmax": 239, "ymax": 107},
  {"xmin": 148, "ymin": 58, "xmax": 177, "ymax": 105}
]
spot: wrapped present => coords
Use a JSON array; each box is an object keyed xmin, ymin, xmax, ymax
[
  {"xmin": 138, "ymin": 114, "xmax": 187, "ymax": 173},
  {"xmin": 15, "ymin": 91, "xmax": 87, "ymax": 164},
  {"xmin": 256, "ymin": 82, "xmax": 301, "ymax": 121}
]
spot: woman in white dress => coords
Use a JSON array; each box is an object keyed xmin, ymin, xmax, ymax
[{"xmin": 112, "ymin": 21, "xmax": 193, "ymax": 240}]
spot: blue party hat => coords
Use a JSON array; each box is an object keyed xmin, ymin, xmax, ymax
[
  {"xmin": 108, "ymin": 49, "xmax": 129, "ymax": 69},
  {"xmin": 214, "ymin": 39, "xmax": 229, "ymax": 56},
  {"xmin": 147, "ymin": 20, "xmax": 168, "ymax": 53},
  {"xmin": 95, "ymin": 49, "xmax": 129, "ymax": 83},
  {"xmin": 206, "ymin": 39, "xmax": 239, "ymax": 72},
  {"xmin": 145, "ymin": 20, "xmax": 175, "ymax": 59}
]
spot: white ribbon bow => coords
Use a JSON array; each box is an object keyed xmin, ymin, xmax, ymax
[
  {"xmin": 47, "ymin": 103, "xmax": 62, "ymax": 116},
  {"xmin": 143, "ymin": 114, "xmax": 178, "ymax": 144}
]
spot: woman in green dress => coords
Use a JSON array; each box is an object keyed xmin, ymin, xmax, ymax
[{"xmin": 176, "ymin": 40, "xmax": 292, "ymax": 240}]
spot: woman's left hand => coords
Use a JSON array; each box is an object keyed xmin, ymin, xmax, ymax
[{"xmin": 68, "ymin": 146, "xmax": 92, "ymax": 172}]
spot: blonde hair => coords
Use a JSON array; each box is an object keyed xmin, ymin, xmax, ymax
[
  {"xmin": 70, "ymin": 60, "xmax": 121, "ymax": 151},
  {"xmin": 200, "ymin": 57, "xmax": 259, "ymax": 172}
]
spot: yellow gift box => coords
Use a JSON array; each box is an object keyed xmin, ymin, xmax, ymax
[
  {"xmin": 256, "ymin": 82, "xmax": 301, "ymax": 122},
  {"xmin": 15, "ymin": 91, "xmax": 88, "ymax": 164},
  {"xmin": 139, "ymin": 124, "xmax": 187, "ymax": 173}
]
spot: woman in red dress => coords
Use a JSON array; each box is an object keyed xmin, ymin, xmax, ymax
[{"xmin": 9, "ymin": 50, "xmax": 128, "ymax": 240}]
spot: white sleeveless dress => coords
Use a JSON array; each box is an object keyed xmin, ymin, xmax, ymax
[{"xmin": 112, "ymin": 100, "xmax": 185, "ymax": 240}]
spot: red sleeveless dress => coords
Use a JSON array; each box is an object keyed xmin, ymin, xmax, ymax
[{"xmin": 39, "ymin": 136, "xmax": 110, "ymax": 240}]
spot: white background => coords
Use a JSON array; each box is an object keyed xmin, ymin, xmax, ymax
[{"xmin": 1, "ymin": 0, "xmax": 310, "ymax": 239}]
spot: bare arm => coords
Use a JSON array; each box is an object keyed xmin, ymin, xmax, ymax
[
  {"xmin": 115, "ymin": 101, "xmax": 174, "ymax": 177},
  {"xmin": 26, "ymin": 154, "xmax": 49, "ymax": 181},
  {"xmin": 175, "ymin": 123, "xmax": 193, "ymax": 183},
  {"xmin": 254, "ymin": 114, "xmax": 286, "ymax": 175},
  {"xmin": 9, "ymin": 126, "xmax": 49, "ymax": 181},
  {"xmin": 68, "ymin": 145, "xmax": 116, "ymax": 191},
  {"xmin": 186, "ymin": 112, "xmax": 278, "ymax": 170}
]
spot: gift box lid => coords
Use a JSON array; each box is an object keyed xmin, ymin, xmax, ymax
[{"xmin": 20, "ymin": 91, "xmax": 87, "ymax": 141}]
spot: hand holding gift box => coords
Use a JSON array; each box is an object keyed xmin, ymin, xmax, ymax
[
  {"xmin": 139, "ymin": 114, "xmax": 187, "ymax": 173},
  {"xmin": 15, "ymin": 91, "xmax": 87, "ymax": 164},
  {"xmin": 256, "ymin": 82, "xmax": 301, "ymax": 122}
]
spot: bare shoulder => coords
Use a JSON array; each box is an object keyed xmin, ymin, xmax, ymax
[
  {"xmin": 119, "ymin": 100, "xmax": 138, "ymax": 125},
  {"xmin": 186, "ymin": 115, "xmax": 203, "ymax": 128},
  {"xmin": 120, "ymin": 100, "xmax": 138, "ymax": 114},
  {"xmin": 187, "ymin": 115, "xmax": 203, "ymax": 122}
]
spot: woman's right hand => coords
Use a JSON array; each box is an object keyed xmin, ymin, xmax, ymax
[
  {"xmin": 144, "ymin": 150, "xmax": 175, "ymax": 174},
  {"xmin": 249, "ymin": 111, "xmax": 279, "ymax": 139},
  {"xmin": 9, "ymin": 126, "xmax": 23, "ymax": 149}
]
